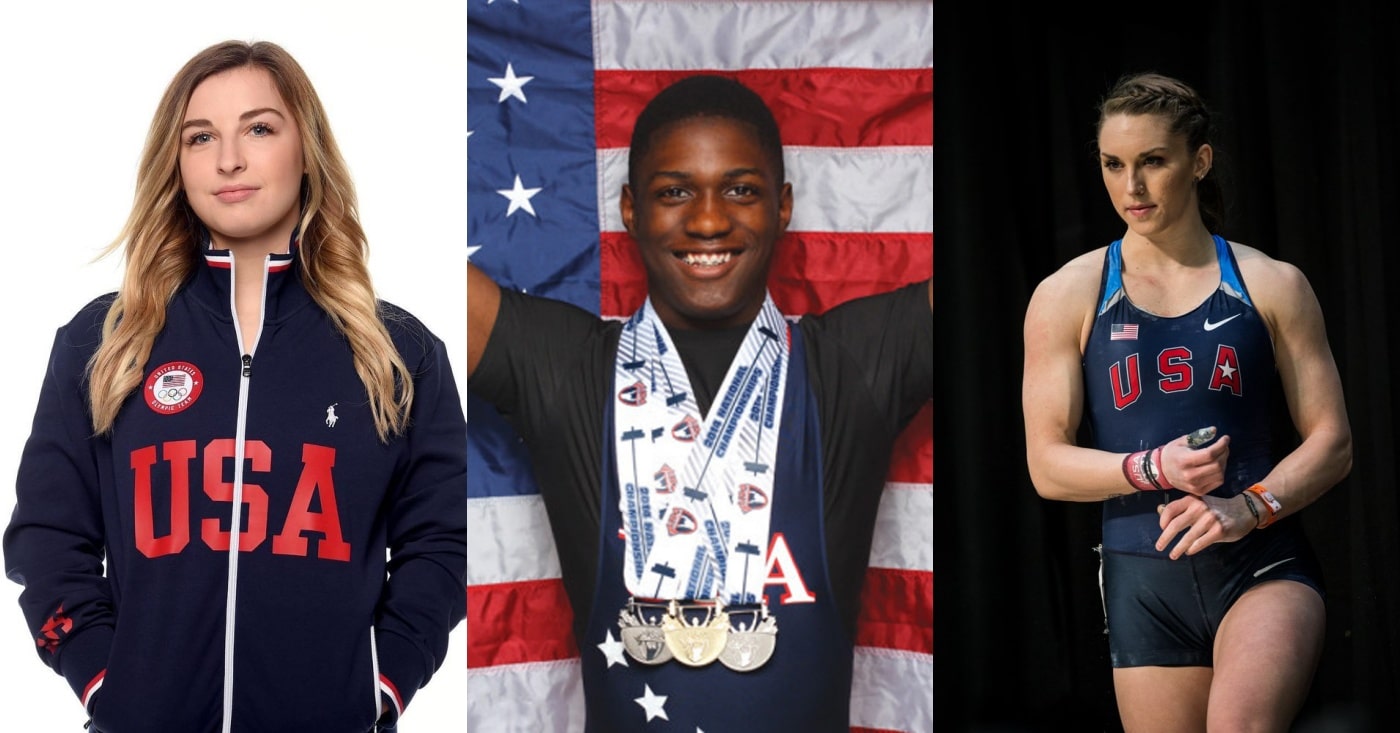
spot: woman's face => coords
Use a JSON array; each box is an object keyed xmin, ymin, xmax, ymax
[
  {"xmin": 179, "ymin": 66, "xmax": 305, "ymax": 253},
  {"xmin": 1097, "ymin": 113, "xmax": 1210, "ymax": 238}
]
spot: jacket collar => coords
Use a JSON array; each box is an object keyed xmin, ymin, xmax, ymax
[{"xmin": 188, "ymin": 231, "xmax": 315, "ymax": 324}]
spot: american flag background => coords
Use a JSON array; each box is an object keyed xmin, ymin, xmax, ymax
[{"xmin": 466, "ymin": 1, "xmax": 933, "ymax": 730}]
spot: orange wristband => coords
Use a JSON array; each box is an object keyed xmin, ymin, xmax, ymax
[{"xmin": 1245, "ymin": 484, "xmax": 1281, "ymax": 528}]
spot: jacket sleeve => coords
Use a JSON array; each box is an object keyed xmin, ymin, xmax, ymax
[
  {"xmin": 373, "ymin": 330, "xmax": 468, "ymax": 723},
  {"xmin": 3, "ymin": 316, "xmax": 115, "ymax": 709}
]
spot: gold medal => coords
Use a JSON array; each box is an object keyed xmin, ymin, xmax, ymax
[{"xmin": 662, "ymin": 599, "xmax": 729, "ymax": 667}]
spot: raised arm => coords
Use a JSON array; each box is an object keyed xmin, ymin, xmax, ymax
[{"xmin": 467, "ymin": 262, "xmax": 502, "ymax": 377}]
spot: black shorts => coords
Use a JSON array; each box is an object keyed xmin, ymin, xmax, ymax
[{"xmin": 1100, "ymin": 519, "xmax": 1324, "ymax": 668}]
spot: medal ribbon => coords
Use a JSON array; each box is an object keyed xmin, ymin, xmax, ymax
[{"xmin": 613, "ymin": 294, "xmax": 789, "ymax": 605}]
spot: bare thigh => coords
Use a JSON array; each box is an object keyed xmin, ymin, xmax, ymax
[
  {"xmin": 1208, "ymin": 580, "xmax": 1326, "ymax": 733},
  {"xmin": 1113, "ymin": 665, "xmax": 1212, "ymax": 733}
]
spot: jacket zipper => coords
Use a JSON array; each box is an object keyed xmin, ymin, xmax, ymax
[
  {"xmin": 221, "ymin": 256, "xmax": 271, "ymax": 733},
  {"xmin": 370, "ymin": 626, "xmax": 381, "ymax": 731}
]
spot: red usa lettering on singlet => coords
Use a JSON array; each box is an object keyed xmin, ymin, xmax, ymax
[
  {"xmin": 763, "ymin": 532, "xmax": 816, "ymax": 605},
  {"xmin": 1108, "ymin": 345, "xmax": 1243, "ymax": 410},
  {"xmin": 131, "ymin": 440, "xmax": 350, "ymax": 561}
]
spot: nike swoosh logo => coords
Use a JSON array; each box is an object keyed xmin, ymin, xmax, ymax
[
  {"xmin": 1253, "ymin": 557, "xmax": 1295, "ymax": 578},
  {"xmin": 1203, "ymin": 314, "xmax": 1241, "ymax": 331}
]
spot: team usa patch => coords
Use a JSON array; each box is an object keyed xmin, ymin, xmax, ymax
[{"xmin": 144, "ymin": 361, "xmax": 204, "ymax": 415}]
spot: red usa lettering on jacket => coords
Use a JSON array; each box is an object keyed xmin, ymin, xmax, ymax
[{"xmin": 130, "ymin": 439, "xmax": 349, "ymax": 561}]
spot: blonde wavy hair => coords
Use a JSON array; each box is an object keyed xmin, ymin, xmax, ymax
[{"xmin": 88, "ymin": 40, "xmax": 412, "ymax": 441}]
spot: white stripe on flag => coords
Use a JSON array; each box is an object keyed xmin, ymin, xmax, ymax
[
  {"xmin": 593, "ymin": 0, "xmax": 934, "ymax": 70},
  {"xmin": 469, "ymin": 482, "xmax": 931, "ymax": 584},
  {"xmin": 597, "ymin": 146, "xmax": 935, "ymax": 234},
  {"xmin": 868, "ymin": 482, "xmax": 934, "ymax": 572},
  {"xmin": 467, "ymin": 495, "xmax": 563, "ymax": 585},
  {"xmin": 850, "ymin": 646, "xmax": 935, "ymax": 732},
  {"xmin": 466, "ymin": 660, "xmax": 586, "ymax": 733}
]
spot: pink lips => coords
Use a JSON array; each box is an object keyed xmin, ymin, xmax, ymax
[
  {"xmin": 1127, "ymin": 204, "xmax": 1155, "ymax": 219},
  {"xmin": 215, "ymin": 186, "xmax": 257, "ymax": 203}
]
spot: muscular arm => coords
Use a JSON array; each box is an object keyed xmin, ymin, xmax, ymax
[
  {"xmin": 1022, "ymin": 255, "xmax": 1226, "ymax": 502},
  {"xmin": 1022, "ymin": 256, "xmax": 1139, "ymax": 501},
  {"xmin": 1245, "ymin": 255, "xmax": 1352, "ymax": 516},
  {"xmin": 1156, "ymin": 250, "xmax": 1351, "ymax": 557},
  {"xmin": 467, "ymin": 262, "xmax": 501, "ymax": 377}
]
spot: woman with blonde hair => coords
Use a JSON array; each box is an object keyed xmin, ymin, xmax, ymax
[{"xmin": 3, "ymin": 40, "xmax": 466, "ymax": 732}]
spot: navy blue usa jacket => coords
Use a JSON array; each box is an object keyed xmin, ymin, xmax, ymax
[{"xmin": 3, "ymin": 248, "xmax": 468, "ymax": 732}]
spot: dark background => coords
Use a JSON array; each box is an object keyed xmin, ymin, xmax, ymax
[{"xmin": 934, "ymin": 1, "xmax": 1400, "ymax": 730}]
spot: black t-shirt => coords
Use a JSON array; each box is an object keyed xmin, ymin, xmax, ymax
[{"xmin": 469, "ymin": 282, "xmax": 932, "ymax": 639}]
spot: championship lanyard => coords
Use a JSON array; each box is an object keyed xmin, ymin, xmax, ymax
[{"xmin": 613, "ymin": 295, "xmax": 789, "ymax": 605}]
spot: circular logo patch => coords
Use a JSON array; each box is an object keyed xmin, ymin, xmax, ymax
[{"xmin": 144, "ymin": 361, "xmax": 204, "ymax": 415}]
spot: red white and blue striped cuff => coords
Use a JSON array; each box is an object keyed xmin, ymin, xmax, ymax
[
  {"xmin": 378, "ymin": 674, "xmax": 404, "ymax": 719},
  {"xmin": 81, "ymin": 669, "xmax": 106, "ymax": 712}
]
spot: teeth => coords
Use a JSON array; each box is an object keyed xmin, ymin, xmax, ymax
[{"xmin": 682, "ymin": 252, "xmax": 732, "ymax": 267}]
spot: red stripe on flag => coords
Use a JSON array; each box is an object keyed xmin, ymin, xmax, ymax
[
  {"xmin": 889, "ymin": 402, "xmax": 933, "ymax": 485},
  {"xmin": 601, "ymin": 231, "xmax": 934, "ymax": 318},
  {"xmin": 596, "ymin": 68, "xmax": 933, "ymax": 149},
  {"xmin": 467, "ymin": 579, "xmax": 578, "ymax": 668},
  {"xmin": 854, "ymin": 567, "xmax": 933, "ymax": 655}
]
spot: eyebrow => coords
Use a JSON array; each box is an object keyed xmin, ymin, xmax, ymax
[
  {"xmin": 181, "ymin": 107, "xmax": 286, "ymax": 130},
  {"xmin": 1101, "ymin": 146, "xmax": 1169, "ymax": 159},
  {"xmin": 648, "ymin": 167, "xmax": 767, "ymax": 182}
]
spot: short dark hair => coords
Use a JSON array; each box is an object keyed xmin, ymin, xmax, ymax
[{"xmin": 627, "ymin": 74, "xmax": 785, "ymax": 189}]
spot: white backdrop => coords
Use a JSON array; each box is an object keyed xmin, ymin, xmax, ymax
[{"xmin": 0, "ymin": 1, "xmax": 468, "ymax": 729}]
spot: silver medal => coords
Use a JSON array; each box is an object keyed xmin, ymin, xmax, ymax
[
  {"xmin": 618, "ymin": 602, "xmax": 672, "ymax": 665},
  {"xmin": 719, "ymin": 604, "xmax": 778, "ymax": 672}
]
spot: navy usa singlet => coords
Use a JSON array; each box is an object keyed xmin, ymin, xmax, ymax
[
  {"xmin": 1085, "ymin": 235, "xmax": 1277, "ymax": 551},
  {"xmin": 1083, "ymin": 236, "xmax": 1323, "ymax": 667}
]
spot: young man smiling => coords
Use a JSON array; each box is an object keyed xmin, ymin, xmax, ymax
[{"xmin": 467, "ymin": 75, "xmax": 932, "ymax": 732}]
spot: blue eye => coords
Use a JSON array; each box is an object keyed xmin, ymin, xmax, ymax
[
  {"xmin": 250, "ymin": 122, "xmax": 273, "ymax": 136},
  {"xmin": 186, "ymin": 131, "xmax": 213, "ymax": 146}
]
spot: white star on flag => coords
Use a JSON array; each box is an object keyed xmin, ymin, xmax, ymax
[
  {"xmin": 597, "ymin": 630, "xmax": 628, "ymax": 668},
  {"xmin": 488, "ymin": 62, "xmax": 534, "ymax": 104},
  {"xmin": 634, "ymin": 684, "xmax": 668, "ymax": 721},
  {"xmin": 497, "ymin": 175, "xmax": 542, "ymax": 217}
]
